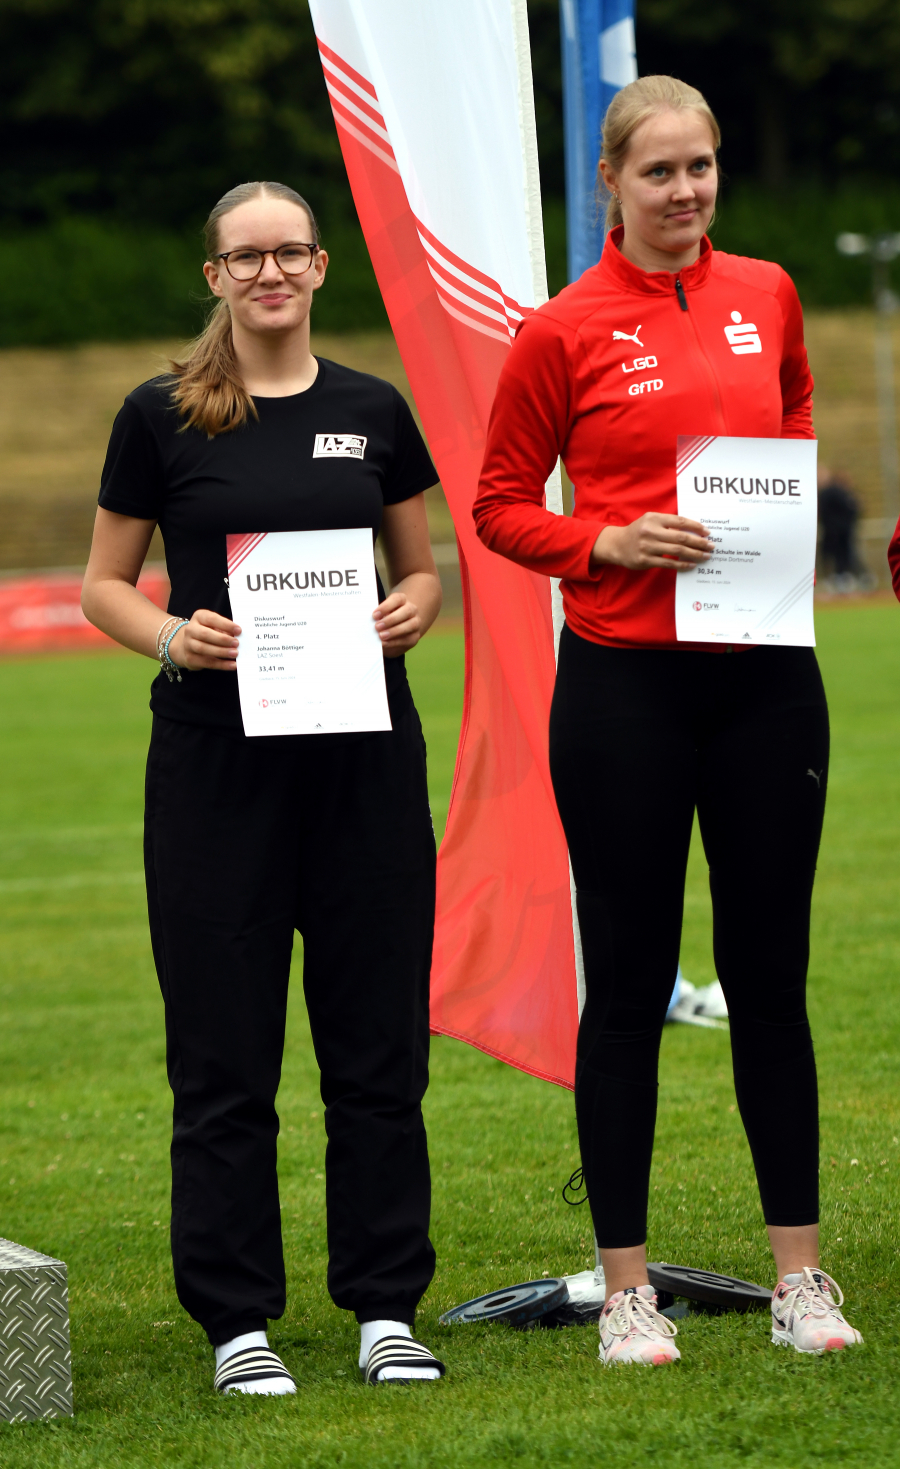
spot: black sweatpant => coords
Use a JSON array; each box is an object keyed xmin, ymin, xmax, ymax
[
  {"xmin": 549, "ymin": 630, "xmax": 829, "ymax": 1248},
  {"xmin": 144, "ymin": 698, "xmax": 436, "ymax": 1345}
]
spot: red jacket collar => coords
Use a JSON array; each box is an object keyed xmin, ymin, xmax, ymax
[{"xmin": 597, "ymin": 224, "xmax": 713, "ymax": 296}]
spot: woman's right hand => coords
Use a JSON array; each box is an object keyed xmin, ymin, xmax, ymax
[
  {"xmin": 168, "ymin": 609, "xmax": 241, "ymax": 672},
  {"xmin": 591, "ymin": 513, "xmax": 713, "ymax": 572}
]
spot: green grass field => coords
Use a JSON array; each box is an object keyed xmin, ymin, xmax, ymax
[{"xmin": 0, "ymin": 607, "xmax": 898, "ymax": 1467}]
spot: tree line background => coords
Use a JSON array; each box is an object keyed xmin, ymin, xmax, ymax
[{"xmin": 1, "ymin": 0, "xmax": 899, "ymax": 344}]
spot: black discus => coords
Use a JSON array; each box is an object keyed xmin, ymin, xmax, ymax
[
  {"xmin": 439, "ymin": 1278, "xmax": 568, "ymax": 1329},
  {"xmin": 647, "ymin": 1262, "xmax": 772, "ymax": 1312}
]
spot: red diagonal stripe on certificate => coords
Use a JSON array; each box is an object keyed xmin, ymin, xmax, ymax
[
  {"xmin": 226, "ymin": 532, "xmax": 267, "ymax": 577},
  {"xmin": 676, "ymin": 434, "xmax": 718, "ymax": 476}
]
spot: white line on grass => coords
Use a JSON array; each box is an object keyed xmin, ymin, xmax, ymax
[
  {"xmin": 0, "ymin": 822, "xmax": 143, "ymax": 849},
  {"xmin": 0, "ymin": 872, "xmax": 144, "ymax": 894}
]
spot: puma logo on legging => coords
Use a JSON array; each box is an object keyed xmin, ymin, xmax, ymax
[{"xmin": 807, "ymin": 768, "xmax": 823, "ymax": 788}]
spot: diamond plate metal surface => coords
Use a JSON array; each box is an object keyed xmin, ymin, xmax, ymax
[{"xmin": 0, "ymin": 1238, "xmax": 73, "ymax": 1423}]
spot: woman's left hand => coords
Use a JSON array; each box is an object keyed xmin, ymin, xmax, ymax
[{"xmin": 373, "ymin": 591, "xmax": 424, "ymax": 656}]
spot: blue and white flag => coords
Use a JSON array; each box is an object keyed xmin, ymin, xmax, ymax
[{"xmin": 560, "ymin": 0, "xmax": 637, "ymax": 282}]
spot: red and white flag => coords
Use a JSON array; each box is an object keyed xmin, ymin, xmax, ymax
[{"xmin": 308, "ymin": 0, "xmax": 580, "ymax": 1087}]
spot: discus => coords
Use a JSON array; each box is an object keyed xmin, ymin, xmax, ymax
[
  {"xmin": 439, "ymin": 1278, "xmax": 568, "ymax": 1329},
  {"xmin": 647, "ymin": 1262, "xmax": 772, "ymax": 1312}
]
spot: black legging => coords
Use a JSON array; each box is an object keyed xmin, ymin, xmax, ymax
[{"xmin": 549, "ymin": 630, "xmax": 829, "ymax": 1248}]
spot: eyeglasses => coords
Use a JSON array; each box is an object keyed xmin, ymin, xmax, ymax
[{"xmin": 217, "ymin": 243, "xmax": 319, "ymax": 281}]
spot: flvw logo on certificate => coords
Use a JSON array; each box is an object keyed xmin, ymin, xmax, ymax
[{"xmin": 674, "ymin": 434, "xmax": 817, "ymax": 648}]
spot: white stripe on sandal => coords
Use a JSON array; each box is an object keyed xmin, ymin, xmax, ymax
[
  {"xmin": 213, "ymin": 1346, "xmax": 296, "ymax": 1394},
  {"xmin": 363, "ymin": 1334, "xmax": 446, "ymax": 1385}
]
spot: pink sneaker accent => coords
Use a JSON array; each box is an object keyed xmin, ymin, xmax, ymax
[
  {"xmin": 599, "ymin": 1285, "xmax": 681, "ymax": 1366},
  {"xmin": 770, "ymin": 1268, "xmax": 863, "ymax": 1354}
]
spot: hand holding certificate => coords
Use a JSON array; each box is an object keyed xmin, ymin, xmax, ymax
[
  {"xmin": 226, "ymin": 527, "xmax": 391, "ymax": 737},
  {"xmin": 674, "ymin": 435, "xmax": 818, "ymax": 647}
]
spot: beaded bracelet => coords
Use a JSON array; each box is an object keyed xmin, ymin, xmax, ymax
[
  {"xmin": 156, "ymin": 615, "xmax": 181, "ymax": 655},
  {"xmin": 155, "ymin": 616, "xmax": 181, "ymax": 669},
  {"xmin": 157, "ymin": 616, "xmax": 190, "ymax": 684}
]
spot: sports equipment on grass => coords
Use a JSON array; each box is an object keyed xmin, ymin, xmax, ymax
[
  {"xmin": 647, "ymin": 1262, "xmax": 772, "ymax": 1313},
  {"xmin": 362, "ymin": 1336, "xmax": 445, "ymax": 1385},
  {"xmin": 440, "ymin": 1267, "xmax": 606, "ymax": 1329},
  {"xmin": 0, "ymin": 1237, "xmax": 73, "ymax": 1422},
  {"xmin": 599, "ymin": 1286, "xmax": 681, "ymax": 1366},
  {"xmin": 440, "ymin": 1277, "xmax": 569, "ymax": 1328},
  {"xmin": 771, "ymin": 1269, "xmax": 863, "ymax": 1354},
  {"xmin": 442, "ymin": 1260, "xmax": 775, "ymax": 1331},
  {"xmin": 542, "ymin": 1268, "xmax": 608, "ymax": 1326}
]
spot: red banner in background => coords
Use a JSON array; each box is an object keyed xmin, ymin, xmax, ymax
[
  {"xmin": 0, "ymin": 567, "xmax": 169, "ymax": 655},
  {"xmin": 309, "ymin": 0, "xmax": 580, "ymax": 1088}
]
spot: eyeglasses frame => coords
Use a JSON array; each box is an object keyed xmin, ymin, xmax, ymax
[{"xmin": 216, "ymin": 243, "xmax": 320, "ymax": 281}]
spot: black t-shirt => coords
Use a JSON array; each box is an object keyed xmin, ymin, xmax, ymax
[{"xmin": 98, "ymin": 358, "xmax": 438, "ymax": 730}]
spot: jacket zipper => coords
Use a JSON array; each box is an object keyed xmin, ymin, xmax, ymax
[{"xmin": 675, "ymin": 275, "xmax": 726, "ymax": 431}]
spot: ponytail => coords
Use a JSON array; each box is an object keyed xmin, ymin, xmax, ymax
[{"xmin": 169, "ymin": 299, "xmax": 254, "ymax": 438}]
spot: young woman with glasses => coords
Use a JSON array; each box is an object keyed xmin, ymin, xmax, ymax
[
  {"xmin": 474, "ymin": 77, "xmax": 863, "ymax": 1367},
  {"xmin": 82, "ymin": 180, "xmax": 447, "ymax": 1393}
]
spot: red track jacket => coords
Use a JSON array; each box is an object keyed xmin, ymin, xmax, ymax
[{"xmin": 473, "ymin": 227, "xmax": 815, "ymax": 649}]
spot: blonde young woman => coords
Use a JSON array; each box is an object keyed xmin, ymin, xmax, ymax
[
  {"xmin": 82, "ymin": 181, "xmax": 447, "ymax": 1392},
  {"xmin": 474, "ymin": 78, "xmax": 862, "ymax": 1366}
]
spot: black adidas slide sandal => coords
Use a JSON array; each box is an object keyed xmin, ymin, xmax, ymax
[
  {"xmin": 214, "ymin": 1346, "xmax": 296, "ymax": 1394},
  {"xmin": 363, "ymin": 1335, "xmax": 446, "ymax": 1385}
]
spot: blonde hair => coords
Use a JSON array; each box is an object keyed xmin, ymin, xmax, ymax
[
  {"xmin": 169, "ymin": 181, "xmax": 319, "ymax": 438},
  {"xmin": 600, "ymin": 75, "xmax": 721, "ymax": 230}
]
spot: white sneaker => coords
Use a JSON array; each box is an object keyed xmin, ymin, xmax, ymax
[
  {"xmin": 692, "ymin": 980, "xmax": 728, "ymax": 1019},
  {"xmin": 771, "ymin": 1268, "xmax": 863, "ymax": 1354},
  {"xmin": 562, "ymin": 1265, "xmax": 606, "ymax": 1307},
  {"xmin": 669, "ymin": 979, "xmax": 728, "ymax": 1029},
  {"xmin": 599, "ymin": 1285, "xmax": 681, "ymax": 1366}
]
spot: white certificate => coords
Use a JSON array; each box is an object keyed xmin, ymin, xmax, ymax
[
  {"xmin": 674, "ymin": 435, "xmax": 818, "ymax": 647},
  {"xmin": 226, "ymin": 527, "xmax": 391, "ymax": 737}
]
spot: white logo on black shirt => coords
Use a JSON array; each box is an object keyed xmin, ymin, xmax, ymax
[{"xmin": 313, "ymin": 433, "xmax": 367, "ymax": 459}]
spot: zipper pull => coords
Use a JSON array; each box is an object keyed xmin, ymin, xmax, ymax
[{"xmin": 675, "ymin": 277, "xmax": 688, "ymax": 312}]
